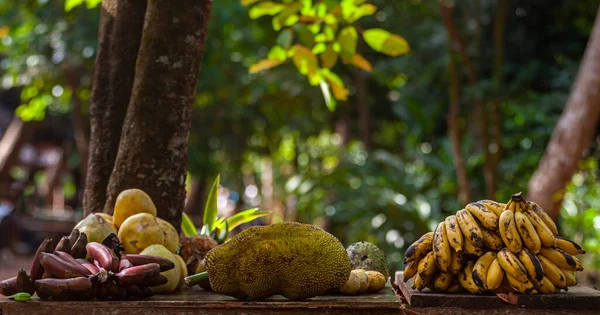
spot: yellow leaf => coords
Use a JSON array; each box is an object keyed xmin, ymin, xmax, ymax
[
  {"xmin": 351, "ymin": 54, "xmax": 372, "ymax": 72},
  {"xmin": 292, "ymin": 44, "xmax": 319, "ymax": 78},
  {"xmin": 249, "ymin": 59, "xmax": 284, "ymax": 74},
  {"xmin": 328, "ymin": 79, "xmax": 348, "ymax": 101},
  {"xmin": 0, "ymin": 26, "xmax": 9, "ymax": 38}
]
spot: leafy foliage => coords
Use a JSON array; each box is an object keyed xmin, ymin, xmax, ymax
[{"xmin": 241, "ymin": 0, "xmax": 409, "ymax": 110}]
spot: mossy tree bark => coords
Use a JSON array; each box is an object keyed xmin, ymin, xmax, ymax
[
  {"xmin": 104, "ymin": 0, "xmax": 213, "ymax": 230},
  {"xmin": 527, "ymin": 8, "xmax": 600, "ymax": 221},
  {"xmin": 84, "ymin": 0, "xmax": 147, "ymax": 214}
]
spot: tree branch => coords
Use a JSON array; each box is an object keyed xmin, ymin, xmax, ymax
[{"xmin": 527, "ymin": 7, "xmax": 600, "ymax": 221}]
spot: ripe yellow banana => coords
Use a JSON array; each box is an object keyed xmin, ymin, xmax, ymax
[
  {"xmin": 403, "ymin": 260, "xmax": 419, "ymax": 282},
  {"xmin": 472, "ymin": 251, "xmax": 497, "ymax": 291},
  {"xmin": 444, "ymin": 215, "xmax": 463, "ymax": 254},
  {"xmin": 516, "ymin": 248, "xmax": 544, "ymax": 281},
  {"xmin": 466, "ymin": 202, "xmax": 499, "ymax": 231},
  {"xmin": 497, "ymin": 248, "xmax": 528, "ymax": 283},
  {"xmin": 554, "ymin": 236, "xmax": 585, "ymax": 256},
  {"xmin": 498, "ymin": 205, "xmax": 522, "ymax": 253},
  {"xmin": 506, "ymin": 273, "xmax": 538, "ymax": 294},
  {"xmin": 561, "ymin": 268, "xmax": 577, "ymax": 286},
  {"xmin": 463, "ymin": 237, "xmax": 484, "ymax": 257},
  {"xmin": 456, "ymin": 209, "xmax": 484, "ymax": 248},
  {"xmin": 433, "ymin": 272, "xmax": 453, "ymax": 292},
  {"xmin": 433, "ymin": 222, "xmax": 452, "ymax": 272},
  {"xmin": 416, "ymin": 251, "xmax": 438, "ymax": 290},
  {"xmin": 527, "ymin": 201, "xmax": 558, "ymax": 235},
  {"xmin": 448, "ymin": 248, "xmax": 463, "ymax": 275},
  {"xmin": 405, "ymin": 232, "xmax": 434, "ymax": 263},
  {"xmin": 447, "ymin": 280, "xmax": 465, "ymax": 293},
  {"xmin": 522, "ymin": 209, "xmax": 555, "ymax": 247},
  {"xmin": 413, "ymin": 271, "xmax": 427, "ymax": 290},
  {"xmin": 539, "ymin": 247, "xmax": 583, "ymax": 271},
  {"xmin": 486, "ymin": 258, "xmax": 504, "ymax": 290},
  {"xmin": 532, "ymin": 276, "xmax": 556, "ymax": 294},
  {"xmin": 458, "ymin": 261, "xmax": 481, "ymax": 294},
  {"xmin": 515, "ymin": 210, "xmax": 541, "ymax": 253},
  {"xmin": 537, "ymin": 254, "xmax": 567, "ymax": 289},
  {"xmin": 478, "ymin": 200, "xmax": 506, "ymax": 217},
  {"xmin": 480, "ymin": 226, "xmax": 504, "ymax": 250}
]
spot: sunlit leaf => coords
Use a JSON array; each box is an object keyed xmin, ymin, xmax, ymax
[
  {"xmin": 324, "ymin": 14, "xmax": 338, "ymax": 24},
  {"xmin": 181, "ymin": 213, "xmax": 198, "ymax": 237},
  {"xmin": 215, "ymin": 208, "xmax": 271, "ymax": 232},
  {"xmin": 267, "ymin": 46, "xmax": 287, "ymax": 61},
  {"xmin": 241, "ymin": 0, "xmax": 262, "ymax": 6},
  {"xmin": 292, "ymin": 44, "xmax": 319, "ymax": 78},
  {"xmin": 249, "ymin": 2, "xmax": 284, "ymax": 19},
  {"xmin": 316, "ymin": 3, "xmax": 328, "ymax": 17},
  {"xmin": 85, "ymin": 0, "xmax": 102, "ymax": 9},
  {"xmin": 322, "ymin": 69, "xmax": 348, "ymax": 101},
  {"xmin": 65, "ymin": 0, "xmax": 85, "ymax": 11},
  {"xmin": 312, "ymin": 43, "xmax": 327, "ymax": 55},
  {"xmin": 202, "ymin": 175, "xmax": 220, "ymax": 234},
  {"xmin": 300, "ymin": 0, "xmax": 313, "ymax": 15},
  {"xmin": 347, "ymin": 4, "xmax": 377, "ymax": 23},
  {"xmin": 340, "ymin": 0, "xmax": 357, "ymax": 19},
  {"xmin": 249, "ymin": 59, "xmax": 285, "ymax": 73},
  {"xmin": 272, "ymin": 3, "xmax": 301, "ymax": 31},
  {"xmin": 351, "ymin": 54, "xmax": 373, "ymax": 72},
  {"xmin": 319, "ymin": 80, "xmax": 336, "ymax": 111},
  {"xmin": 320, "ymin": 44, "xmax": 339, "ymax": 68},
  {"xmin": 363, "ymin": 28, "xmax": 410, "ymax": 56},
  {"xmin": 338, "ymin": 26, "xmax": 357, "ymax": 59}
]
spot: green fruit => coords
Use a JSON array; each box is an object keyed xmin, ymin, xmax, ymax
[
  {"xmin": 205, "ymin": 222, "xmax": 351, "ymax": 300},
  {"xmin": 140, "ymin": 244, "xmax": 181, "ymax": 293},
  {"xmin": 11, "ymin": 292, "xmax": 31, "ymax": 302},
  {"xmin": 346, "ymin": 241, "xmax": 389, "ymax": 279}
]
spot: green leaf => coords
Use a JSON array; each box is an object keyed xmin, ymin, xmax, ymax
[
  {"xmin": 319, "ymin": 80, "xmax": 336, "ymax": 111},
  {"xmin": 322, "ymin": 69, "xmax": 348, "ymax": 101},
  {"xmin": 340, "ymin": 0, "xmax": 357, "ymax": 19},
  {"xmin": 272, "ymin": 3, "xmax": 301, "ymax": 31},
  {"xmin": 249, "ymin": 2, "xmax": 284, "ymax": 19},
  {"xmin": 216, "ymin": 208, "xmax": 271, "ymax": 232},
  {"xmin": 65, "ymin": 0, "xmax": 85, "ymax": 11},
  {"xmin": 249, "ymin": 59, "xmax": 285, "ymax": 73},
  {"xmin": 202, "ymin": 175, "xmax": 220, "ymax": 234},
  {"xmin": 363, "ymin": 28, "xmax": 410, "ymax": 56},
  {"xmin": 267, "ymin": 46, "xmax": 287, "ymax": 61},
  {"xmin": 292, "ymin": 44, "xmax": 319, "ymax": 79},
  {"xmin": 320, "ymin": 44, "xmax": 339, "ymax": 68},
  {"xmin": 276, "ymin": 29, "xmax": 293, "ymax": 48},
  {"xmin": 181, "ymin": 213, "xmax": 198, "ymax": 237},
  {"xmin": 338, "ymin": 26, "xmax": 357, "ymax": 59},
  {"xmin": 347, "ymin": 4, "xmax": 376, "ymax": 23},
  {"xmin": 241, "ymin": 0, "xmax": 262, "ymax": 6},
  {"xmin": 312, "ymin": 43, "xmax": 327, "ymax": 55},
  {"xmin": 84, "ymin": 0, "xmax": 102, "ymax": 9}
]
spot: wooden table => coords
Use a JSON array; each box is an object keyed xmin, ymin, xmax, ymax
[{"xmin": 0, "ymin": 285, "xmax": 403, "ymax": 315}]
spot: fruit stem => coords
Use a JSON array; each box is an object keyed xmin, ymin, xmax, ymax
[{"xmin": 184, "ymin": 271, "xmax": 209, "ymax": 287}]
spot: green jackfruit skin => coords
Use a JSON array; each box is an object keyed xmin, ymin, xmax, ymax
[
  {"xmin": 205, "ymin": 222, "xmax": 351, "ymax": 300},
  {"xmin": 346, "ymin": 241, "xmax": 389, "ymax": 279}
]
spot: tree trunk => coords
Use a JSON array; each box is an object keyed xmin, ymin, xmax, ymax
[
  {"xmin": 447, "ymin": 52, "xmax": 472, "ymax": 205},
  {"xmin": 527, "ymin": 8, "xmax": 600, "ymax": 221},
  {"xmin": 184, "ymin": 177, "xmax": 206, "ymax": 216},
  {"xmin": 104, "ymin": 0, "xmax": 213, "ymax": 230},
  {"xmin": 440, "ymin": 0, "xmax": 495, "ymax": 199},
  {"xmin": 84, "ymin": 0, "xmax": 147, "ymax": 214}
]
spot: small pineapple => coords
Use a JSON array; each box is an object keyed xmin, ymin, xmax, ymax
[{"xmin": 179, "ymin": 234, "xmax": 218, "ymax": 275}]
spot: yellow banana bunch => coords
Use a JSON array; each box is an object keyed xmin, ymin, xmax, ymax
[{"xmin": 402, "ymin": 191, "xmax": 586, "ymax": 296}]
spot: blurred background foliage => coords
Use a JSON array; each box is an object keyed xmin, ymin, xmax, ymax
[{"xmin": 0, "ymin": 0, "xmax": 598, "ymax": 275}]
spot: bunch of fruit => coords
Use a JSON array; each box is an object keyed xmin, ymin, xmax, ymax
[
  {"xmin": 403, "ymin": 193, "xmax": 585, "ymax": 295},
  {"xmin": 0, "ymin": 231, "xmax": 175, "ymax": 300}
]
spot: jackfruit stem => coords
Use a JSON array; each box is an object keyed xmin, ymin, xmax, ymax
[{"xmin": 184, "ymin": 271, "xmax": 209, "ymax": 287}]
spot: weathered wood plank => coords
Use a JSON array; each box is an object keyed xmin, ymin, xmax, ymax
[
  {"xmin": 0, "ymin": 285, "xmax": 403, "ymax": 315},
  {"xmin": 395, "ymin": 271, "xmax": 600, "ymax": 310}
]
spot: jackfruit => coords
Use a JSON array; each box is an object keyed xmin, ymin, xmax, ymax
[
  {"xmin": 346, "ymin": 241, "xmax": 389, "ymax": 279},
  {"xmin": 204, "ymin": 222, "xmax": 351, "ymax": 300}
]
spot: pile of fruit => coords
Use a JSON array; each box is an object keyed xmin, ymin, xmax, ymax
[
  {"xmin": 403, "ymin": 193, "xmax": 585, "ymax": 294},
  {"xmin": 0, "ymin": 188, "xmax": 189, "ymax": 300},
  {"xmin": 0, "ymin": 231, "xmax": 176, "ymax": 300}
]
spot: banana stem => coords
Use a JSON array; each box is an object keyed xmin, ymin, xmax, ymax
[{"xmin": 184, "ymin": 271, "xmax": 209, "ymax": 287}]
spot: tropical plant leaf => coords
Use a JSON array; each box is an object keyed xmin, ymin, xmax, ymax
[
  {"xmin": 249, "ymin": 2, "xmax": 284, "ymax": 19},
  {"xmin": 216, "ymin": 208, "xmax": 270, "ymax": 232},
  {"xmin": 202, "ymin": 175, "xmax": 220, "ymax": 234},
  {"xmin": 181, "ymin": 213, "xmax": 198, "ymax": 237},
  {"xmin": 338, "ymin": 26, "xmax": 358, "ymax": 60},
  {"xmin": 363, "ymin": 28, "xmax": 410, "ymax": 56},
  {"xmin": 351, "ymin": 54, "xmax": 373, "ymax": 72},
  {"xmin": 249, "ymin": 59, "xmax": 285, "ymax": 74}
]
